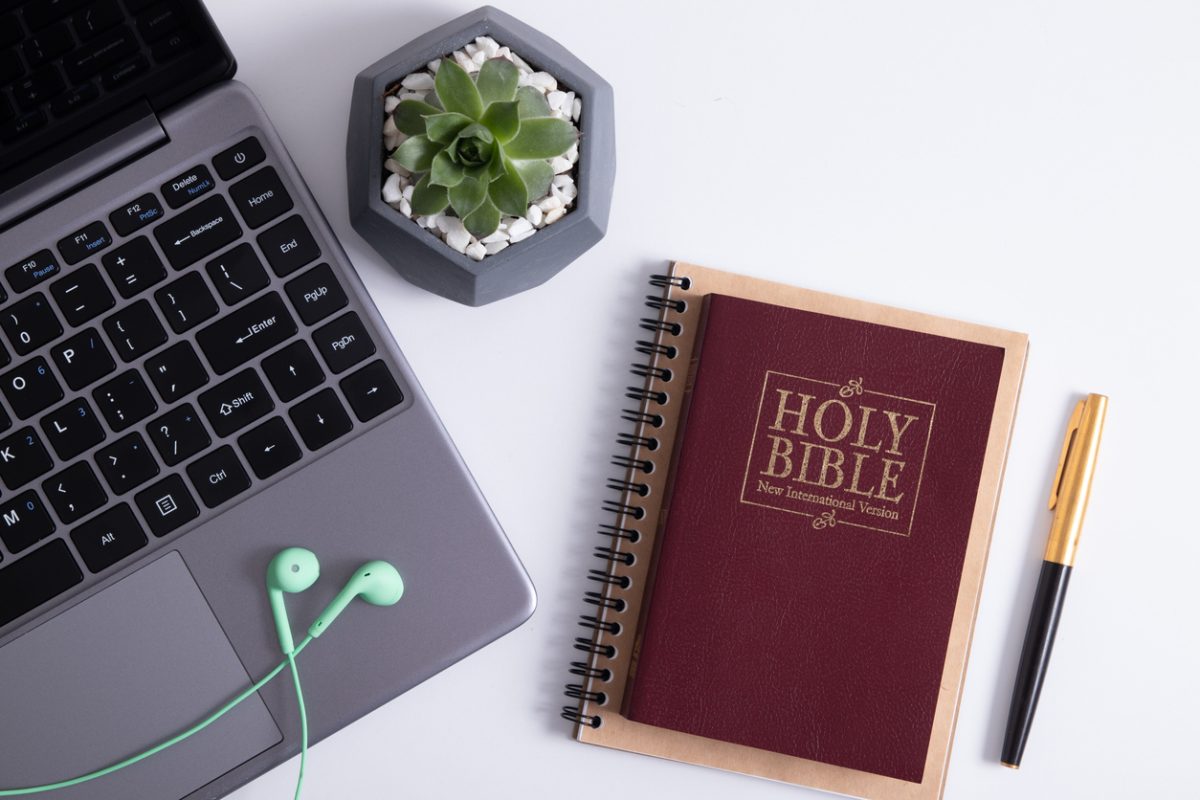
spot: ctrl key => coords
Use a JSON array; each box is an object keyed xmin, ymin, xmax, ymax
[{"xmin": 186, "ymin": 446, "xmax": 251, "ymax": 509}]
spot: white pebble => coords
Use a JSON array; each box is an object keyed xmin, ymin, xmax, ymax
[
  {"xmin": 402, "ymin": 184, "xmax": 414, "ymax": 201},
  {"xmin": 384, "ymin": 96, "xmax": 400, "ymax": 113},
  {"xmin": 484, "ymin": 240, "xmax": 509, "ymax": 255},
  {"xmin": 554, "ymin": 180, "xmax": 577, "ymax": 202},
  {"xmin": 441, "ymin": 218, "xmax": 471, "ymax": 252},
  {"xmin": 481, "ymin": 230, "xmax": 507, "ymax": 244},
  {"xmin": 544, "ymin": 207, "xmax": 566, "ymax": 224},
  {"xmin": 528, "ymin": 72, "xmax": 557, "ymax": 92},
  {"xmin": 383, "ymin": 115, "xmax": 399, "ymax": 136},
  {"xmin": 527, "ymin": 204, "xmax": 543, "ymax": 227},
  {"xmin": 507, "ymin": 217, "xmax": 534, "ymax": 242},
  {"xmin": 572, "ymin": 97, "xmax": 582, "ymax": 121},
  {"xmin": 552, "ymin": 173, "xmax": 573, "ymax": 189},
  {"xmin": 398, "ymin": 92, "xmax": 426, "ymax": 103},
  {"xmin": 475, "ymin": 36, "xmax": 500, "ymax": 58},
  {"xmin": 510, "ymin": 53, "xmax": 533, "ymax": 72},
  {"xmin": 547, "ymin": 90, "xmax": 568, "ymax": 112},
  {"xmin": 401, "ymin": 73, "xmax": 435, "ymax": 91},
  {"xmin": 466, "ymin": 241, "xmax": 487, "ymax": 261},
  {"xmin": 550, "ymin": 156, "xmax": 572, "ymax": 174},
  {"xmin": 565, "ymin": 143, "xmax": 579, "ymax": 163},
  {"xmin": 496, "ymin": 46, "xmax": 511, "ymax": 60},
  {"xmin": 382, "ymin": 173, "xmax": 404, "ymax": 203},
  {"xmin": 453, "ymin": 50, "xmax": 473, "ymax": 71},
  {"xmin": 464, "ymin": 42, "xmax": 479, "ymax": 58},
  {"xmin": 399, "ymin": 198, "xmax": 412, "ymax": 216},
  {"xmin": 417, "ymin": 214, "xmax": 439, "ymax": 229},
  {"xmin": 538, "ymin": 194, "xmax": 564, "ymax": 213},
  {"xmin": 427, "ymin": 59, "xmax": 441, "ymax": 72},
  {"xmin": 472, "ymin": 50, "xmax": 486, "ymax": 66}
]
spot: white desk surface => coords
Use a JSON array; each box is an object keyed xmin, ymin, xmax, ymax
[{"xmin": 205, "ymin": 1, "xmax": 1198, "ymax": 797}]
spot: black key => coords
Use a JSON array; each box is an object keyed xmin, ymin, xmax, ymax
[
  {"xmin": 205, "ymin": 243, "xmax": 269, "ymax": 306},
  {"xmin": 109, "ymin": 192, "xmax": 164, "ymax": 236},
  {"xmin": 340, "ymin": 360, "xmax": 404, "ymax": 422},
  {"xmin": 238, "ymin": 417, "xmax": 301, "ymax": 480},
  {"xmin": 1, "ymin": 293, "xmax": 62, "ymax": 356},
  {"xmin": 0, "ymin": 15, "xmax": 20, "ymax": 48},
  {"xmin": 14, "ymin": 66, "xmax": 66, "ymax": 111},
  {"xmin": 161, "ymin": 164, "xmax": 215, "ymax": 209},
  {"xmin": 154, "ymin": 195, "xmax": 242, "ymax": 270},
  {"xmin": 0, "ymin": 111, "xmax": 47, "ymax": 144},
  {"xmin": 149, "ymin": 28, "xmax": 190, "ymax": 63},
  {"xmin": 1, "ymin": 357, "xmax": 63, "ymax": 419},
  {"xmin": 285, "ymin": 263, "xmax": 348, "ymax": 325},
  {"xmin": 186, "ymin": 445, "xmax": 250, "ymax": 509},
  {"xmin": 262, "ymin": 340, "xmax": 323, "ymax": 403},
  {"xmin": 257, "ymin": 215, "xmax": 319, "ymax": 276},
  {"xmin": 23, "ymin": 21, "xmax": 73, "ymax": 66},
  {"xmin": 213, "ymin": 136, "xmax": 266, "ymax": 181},
  {"xmin": 0, "ymin": 491, "xmax": 56, "ymax": 554},
  {"xmin": 102, "ymin": 299, "xmax": 167, "ymax": 361},
  {"xmin": 57, "ymin": 220, "xmax": 111, "ymax": 265},
  {"xmin": 0, "ymin": 427, "xmax": 53, "ymax": 490},
  {"xmin": 40, "ymin": 398, "xmax": 105, "ymax": 460},
  {"xmin": 147, "ymin": 403, "xmax": 209, "ymax": 466},
  {"xmin": 198, "ymin": 369, "xmax": 273, "ymax": 437},
  {"xmin": 0, "ymin": 403, "xmax": 10, "ymax": 433},
  {"xmin": 135, "ymin": 2, "xmax": 177, "ymax": 41},
  {"xmin": 0, "ymin": 539, "xmax": 83, "ymax": 627},
  {"xmin": 6, "ymin": 249, "xmax": 61, "ymax": 293},
  {"xmin": 74, "ymin": 0, "xmax": 123, "ymax": 39},
  {"xmin": 63, "ymin": 23, "xmax": 135, "ymax": 81},
  {"xmin": 144, "ymin": 340, "xmax": 208, "ymax": 403},
  {"xmin": 24, "ymin": 0, "xmax": 88, "ymax": 30},
  {"xmin": 135, "ymin": 474, "xmax": 198, "ymax": 537},
  {"xmin": 195, "ymin": 292, "xmax": 297, "ymax": 375},
  {"xmin": 51, "ymin": 328, "xmax": 115, "ymax": 390},
  {"xmin": 43, "ymin": 461, "xmax": 106, "ymax": 523},
  {"xmin": 92, "ymin": 370, "xmax": 156, "ymax": 431},
  {"xmin": 101, "ymin": 236, "xmax": 166, "ymax": 298},
  {"xmin": 0, "ymin": 48, "xmax": 22, "ymax": 86},
  {"xmin": 95, "ymin": 432, "xmax": 158, "ymax": 494},
  {"xmin": 289, "ymin": 388, "xmax": 352, "ymax": 451},
  {"xmin": 48, "ymin": 81, "xmax": 98, "ymax": 117},
  {"xmin": 50, "ymin": 263, "xmax": 114, "ymax": 326},
  {"xmin": 100, "ymin": 53, "xmax": 147, "ymax": 90},
  {"xmin": 154, "ymin": 272, "xmax": 217, "ymax": 333},
  {"xmin": 312, "ymin": 312, "xmax": 375, "ymax": 374},
  {"xmin": 230, "ymin": 167, "xmax": 293, "ymax": 229},
  {"xmin": 70, "ymin": 503, "xmax": 146, "ymax": 573}
]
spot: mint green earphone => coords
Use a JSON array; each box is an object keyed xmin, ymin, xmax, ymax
[{"xmin": 0, "ymin": 548, "xmax": 404, "ymax": 799}]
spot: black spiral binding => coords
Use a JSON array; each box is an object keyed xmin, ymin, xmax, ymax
[{"xmin": 561, "ymin": 273, "xmax": 686, "ymax": 731}]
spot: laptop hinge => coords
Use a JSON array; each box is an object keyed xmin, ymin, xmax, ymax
[{"xmin": 0, "ymin": 101, "xmax": 168, "ymax": 234}]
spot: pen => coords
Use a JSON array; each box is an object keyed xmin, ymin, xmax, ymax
[{"xmin": 1001, "ymin": 393, "xmax": 1108, "ymax": 769}]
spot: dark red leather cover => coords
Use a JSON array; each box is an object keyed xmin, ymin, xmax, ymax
[{"xmin": 624, "ymin": 294, "xmax": 1006, "ymax": 783}]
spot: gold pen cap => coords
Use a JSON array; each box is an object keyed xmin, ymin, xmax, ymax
[{"xmin": 1045, "ymin": 393, "xmax": 1108, "ymax": 566}]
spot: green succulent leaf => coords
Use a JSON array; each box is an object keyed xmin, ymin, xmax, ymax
[
  {"xmin": 448, "ymin": 176, "xmax": 488, "ymax": 217},
  {"xmin": 393, "ymin": 100, "xmax": 439, "ymax": 136},
  {"xmin": 463, "ymin": 196, "xmax": 502, "ymax": 238},
  {"xmin": 489, "ymin": 165, "xmax": 528, "ymax": 216},
  {"xmin": 392, "ymin": 134, "xmax": 439, "ymax": 172},
  {"xmin": 480, "ymin": 100, "xmax": 520, "ymax": 143},
  {"xmin": 450, "ymin": 123, "xmax": 495, "ymax": 167},
  {"xmin": 430, "ymin": 151, "xmax": 465, "ymax": 188},
  {"xmin": 476, "ymin": 58, "xmax": 519, "ymax": 106},
  {"xmin": 425, "ymin": 112, "xmax": 473, "ymax": 144},
  {"xmin": 434, "ymin": 59, "xmax": 483, "ymax": 120},
  {"xmin": 510, "ymin": 158, "xmax": 555, "ymax": 200},
  {"xmin": 515, "ymin": 86, "xmax": 551, "ymax": 119},
  {"xmin": 504, "ymin": 117, "xmax": 576, "ymax": 160},
  {"xmin": 410, "ymin": 174, "xmax": 449, "ymax": 215}
]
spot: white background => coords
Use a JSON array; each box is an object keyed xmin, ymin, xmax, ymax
[{"xmin": 204, "ymin": 1, "xmax": 1199, "ymax": 797}]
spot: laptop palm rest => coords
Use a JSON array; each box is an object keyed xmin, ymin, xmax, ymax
[{"xmin": 0, "ymin": 551, "xmax": 281, "ymax": 800}]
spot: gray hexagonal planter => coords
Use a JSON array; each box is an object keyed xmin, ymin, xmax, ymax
[{"xmin": 347, "ymin": 6, "xmax": 615, "ymax": 306}]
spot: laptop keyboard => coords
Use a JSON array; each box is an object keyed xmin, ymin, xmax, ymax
[{"xmin": 0, "ymin": 133, "xmax": 407, "ymax": 628}]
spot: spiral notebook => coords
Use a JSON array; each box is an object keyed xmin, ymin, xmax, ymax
[{"xmin": 562, "ymin": 262, "xmax": 1027, "ymax": 799}]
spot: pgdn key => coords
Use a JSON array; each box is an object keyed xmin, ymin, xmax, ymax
[{"xmin": 195, "ymin": 292, "xmax": 297, "ymax": 375}]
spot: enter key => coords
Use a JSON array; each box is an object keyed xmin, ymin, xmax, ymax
[{"xmin": 195, "ymin": 291, "xmax": 297, "ymax": 375}]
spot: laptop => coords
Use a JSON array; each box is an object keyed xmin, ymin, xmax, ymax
[{"xmin": 0, "ymin": 3, "xmax": 535, "ymax": 798}]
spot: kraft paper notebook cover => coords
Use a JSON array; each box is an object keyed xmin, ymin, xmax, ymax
[{"xmin": 562, "ymin": 262, "xmax": 1027, "ymax": 800}]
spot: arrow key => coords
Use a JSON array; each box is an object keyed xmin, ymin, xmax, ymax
[
  {"xmin": 238, "ymin": 416, "xmax": 301, "ymax": 479},
  {"xmin": 340, "ymin": 360, "xmax": 403, "ymax": 422},
  {"xmin": 288, "ymin": 388, "xmax": 352, "ymax": 451}
]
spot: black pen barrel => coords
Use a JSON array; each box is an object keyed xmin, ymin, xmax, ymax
[{"xmin": 1001, "ymin": 560, "xmax": 1072, "ymax": 768}]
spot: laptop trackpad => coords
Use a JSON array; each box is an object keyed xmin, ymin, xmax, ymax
[{"xmin": 0, "ymin": 551, "xmax": 281, "ymax": 800}]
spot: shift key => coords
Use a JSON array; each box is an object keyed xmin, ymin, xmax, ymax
[
  {"xmin": 153, "ymin": 196, "xmax": 243, "ymax": 270},
  {"xmin": 196, "ymin": 292, "xmax": 297, "ymax": 375}
]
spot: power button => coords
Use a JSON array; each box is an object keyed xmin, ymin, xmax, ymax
[{"xmin": 213, "ymin": 136, "xmax": 266, "ymax": 180}]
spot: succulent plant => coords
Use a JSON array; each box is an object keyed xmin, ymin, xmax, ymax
[{"xmin": 390, "ymin": 57, "xmax": 577, "ymax": 239}]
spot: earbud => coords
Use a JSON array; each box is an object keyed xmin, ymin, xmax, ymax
[
  {"xmin": 307, "ymin": 561, "xmax": 404, "ymax": 639},
  {"xmin": 266, "ymin": 547, "xmax": 320, "ymax": 654}
]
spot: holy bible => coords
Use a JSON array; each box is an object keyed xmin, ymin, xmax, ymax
[{"xmin": 563, "ymin": 263, "xmax": 1027, "ymax": 799}]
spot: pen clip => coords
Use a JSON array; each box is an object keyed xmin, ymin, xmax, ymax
[{"xmin": 1049, "ymin": 400, "xmax": 1085, "ymax": 510}]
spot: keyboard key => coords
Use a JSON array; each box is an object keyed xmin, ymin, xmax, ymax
[
  {"xmin": 50, "ymin": 263, "xmax": 115, "ymax": 326},
  {"xmin": 101, "ymin": 54, "xmax": 148, "ymax": 90},
  {"xmin": 93, "ymin": 370, "xmax": 156, "ymax": 431},
  {"xmin": 0, "ymin": 48, "xmax": 21, "ymax": 85},
  {"xmin": 7, "ymin": 249, "xmax": 61, "ymax": 293},
  {"xmin": 0, "ymin": 539, "xmax": 83, "ymax": 627},
  {"xmin": 238, "ymin": 417, "xmax": 301, "ymax": 480},
  {"xmin": 109, "ymin": 192, "xmax": 164, "ymax": 236},
  {"xmin": 0, "ymin": 110, "xmax": 47, "ymax": 144},
  {"xmin": 199, "ymin": 369, "xmax": 273, "ymax": 437},
  {"xmin": 257, "ymin": 215, "xmax": 319, "ymax": 276},
  {"xmin": 1, "ymin": 357, "xmax": 63, "ymax": 419},
  {"xmin": 340, "ymin": 360, "xmax": 404, "ymax": 422},
  {"xmin": 43, "ymin": 461, "xmax": 106, "ymax": 523},
  {"xmin": 154, "ymin": 272, "xmax": 217, "ymax": 334},
  {"xmin": 0, "ymin": 403, "xmax": 10, "ymax": 433},
  {"xmin": 63, "ymin": 23, "xmax": 136, "ymax": 82},
  {"xmin": 0, "ymin": 428, "xmax": 54, "ymax": 490},
  {"xmin": 154, "ymin": 195, "xmax": 242, "ymax": 269},
  {"xmin": 101, "ymin": 236, "xmax": 167, "ymax": 298},
  {"xmin": 40, "ymin": 398, "xmax": 105, "ymax": 460},
  {"xmin": 23, "ymin": 21, "xmax": 74, "ymax": 66},
  {"xmin": 57, "ymin": 219, "xmax": 111, "ymax": 265},
  {"xmin": 205, "ymin": 243, "xmax": 268, "ymax": 306},
  {"xmin": 262, "ymin": 340, "xmax": 323, "ymax": 402},
  {"xmin": 230, "ymin": 167, "xmax": 293, "ymax": 229},
  {"xmin": 51, "ymin": 328, "xmax": 115, "ymax": 390},
  {"xmin": 213, "ymin": 136, "xmax": 265, "ymax": 181},
  {"xmin": 70, "ymin": 503, "xmax": 146, "ymax": 573},
  {"xmin": 135, "ymin": 2, "xmax": 178, "ymax": 41},
  {"xmin": 2, "ymin": 292, "xmax": 63, "ymax": 355},
  {"xmin": 0, "ymin": 491, "xmax": 56, "ymax": 554},
  {"xmin": 312, "ymin": 312, "xmax": 375, "ymax": 374},
  {"xmin": 102, "ymin": 299, "xmax": 167, "ymax": 361},
  {"xmin": 147, "ymin": 403, "xmax": 209, "ymax": 466},
  {"xmin": 161, "ymin": 164, "xmax": 215, "ymax": 209},
  {"xmin": 0, "ymin": 16, "xmax": 20, "ymax": 49},
  {"xmin": 74, "ymin": 0, "xmax": 124, "ymax": 39},
  {"xmin": 49, "ymin": 81, "xmax": 99, "ymax": 117},
  {"xmin": 186, "ymin": 445, "xmax": 250, "ymax": 508},
  {"xmin": 14, "ymin": 66, "xmax": 66, "ymax": 111},
  {"xmin": 195, "ymin": 292, "xmax": 297, "ymax": 375},
  {"xmin": 289, "ymin": 388, "xmax": 352, "ymax": 451},
  {"xmin": 96, "ymin": 432, "xmax": 158, "ymax": 494},
  {"xmin": 285, "ymin": 263, "xmax": 347, "ymax": 325},
  {"xmin": 144, "ymin": 341, "xmax": 208, "ymax": 403},
  {"xmin": 149, "ymin": 28, "xmax": 190, "ymax": 64},
  {"xmin": 24, "ymin": 0, "xmax": 89, "ymax": 31},
  {"xmin": 135, "ymin": 474, "xmax": 199, "ymax": 537}
]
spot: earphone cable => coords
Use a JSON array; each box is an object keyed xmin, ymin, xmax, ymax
[{"xmin": 287, "ymin": 652, "xmax": 309, "ymax": 800}]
